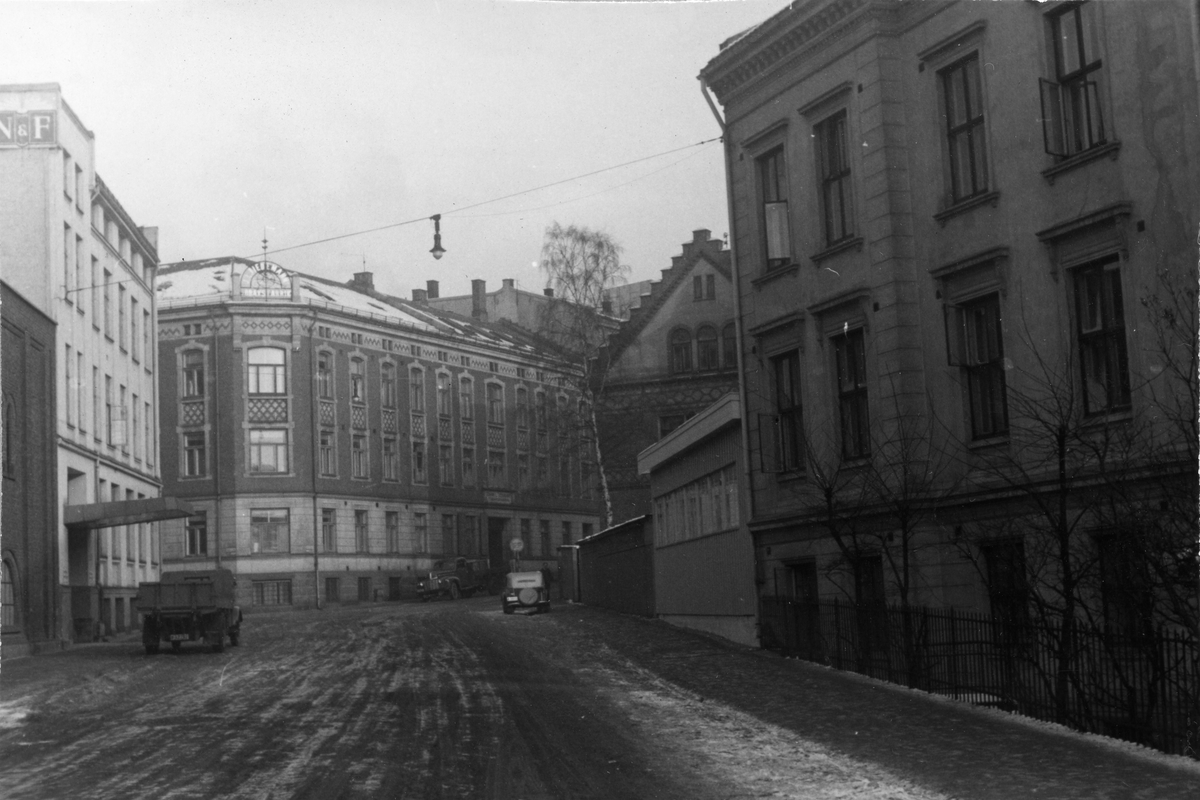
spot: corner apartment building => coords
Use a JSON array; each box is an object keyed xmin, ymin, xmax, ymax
[
  {"xmin": 0, "ymin": 84, "xmax": 182, "ymax": 649},
  {"xmin": 155, "ymin": 259, "xmax": 599, "ymax": 609},
  {"xmin": 701, "ymin": 1, "xmax": 1198, "ymax": 625}
]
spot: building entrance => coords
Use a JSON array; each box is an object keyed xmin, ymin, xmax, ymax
[{"xmin": 487, "ymin": 517, "xmax": 507, "ymax": 573}]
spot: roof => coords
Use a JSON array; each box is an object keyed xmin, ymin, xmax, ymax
[
  {"xmin": 637, "ymin": 392, "xmax": 740, "ymax": 475},
  {"xmin": 578, "ymin": 514, "xmax": 651, "ymax": 545},
  {"xmin": 156, "ymin": 258, "xmax": 554, "ymax": 358}
]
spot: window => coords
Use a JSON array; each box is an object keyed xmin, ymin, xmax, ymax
[
  {"xmin": 982, "ymin": 540, "xmax": 1028, "ymax": 645},
  {"xmin": 249, "ymin": 429, "xmax": 289, "ymax": 473},
  {"xmin": 659, "ymin": 413, "xmax": 695, "ymax": 439},
  {"xmin": 93, "ymin": 368, "xmax": 100, "ymax": 442},
  {"xmin": 459, "ymin": 515, "xmax": 477, "ymax": 555},
  {"xmin": 383, "ymin": 437, "xmax": 398, "ymax": 480},
  {"xmin": 325, "ymin": 577, "xmax": 340, "ymax": 603},
  {"xmin": 854, "ymin": 554, "xmax": 888, "ymax": 652},
  {"xmin": 252, "ymin": 580, "xmax": 292, "ymax": 606},
  {"xmin": 1041, "ymin": 2, "xmax": 1106, "ymax": 158},
  {"xmin": 439, "ymin": 444, "xmax": 454, "ymax": 486},
  {"xmin": 442, "ymin": 514, "xmax": 456, "ymax": 554},
  {"xmin": 103, "ymin": 269, "xmax": 112, "ymax": 336},
  {"xmin": 355, "ymin": 510, "xmax": 369, "ymax": 552},
  {"xmin": 77, "ymin": 352, "xmax": 86, "ymax": 432},
  {"xmin": 437, "ymin": 372, "xmax": 451, "ymax": 416},
  {"xmin": 65, "ymin": 345, "xmax": 75, "ymax": 427},
  {"xmin": 381, "ymin": 362, "xmax": 396, "ymax": 407},
  {"xmin": 692, "ymin": 273, "xmax": 716, "ymax": 302},
  {"xmin": 1097, "ymin": 533, "xmax": 1152, "ymax": 637},
  {"xmin": 948, "ymin": 294, "xmax": 1008, "ymax": 438},
  {"xmin": 322, "ymin": 508, "xmax": 337, "ymax": 552},
  {"xmin": 91, "ymin": 257, "xmax": 99, "ymax": 319},
  {"xmin": 250, "ymin": 509, "xmax": 289, "ymax": 553},
  {"xmin": 183, "ymin": 351, "xmax": 205, "ymax": 398},
  {"xmin": 350, "ymin": 358, "xmax": 366, "ymax": 403},
  {"xmin": 516, "ymin": 387, "xmax": 529, "ymax": 429},
  {"xmin": 833, "ymin": 329, "xmax": 869, "ymax": 459},
  {"xmin": 186, "ymin": 513, "xmax": 208, "ymax": 556},
  {"xmin": 410, "ymin": 367, "xmax": 425, "ymax": 411},
  {"xmin": 74, "ymin": 164, "xmax": 83, "ymax": 207},
  {"xmin": 144, "ymin": 309, "xmax": 152, "ymax": 366},
  {"xmin": 459, "ymin": 377, "xmax": 474, "ymax": 419},
  {"xmin": 721, "ymin": 323, "xmax": 737, "ymax": 368},
  {"xmin": 414, "ymin": 513, "xmax": 428, "ymax": 553},
  {"xmin": 534, "ymin": 390, "xmax": 546, "ymax": 430},
  {"xmin": 582, "ymin": 522, "xmax": 594, "ymax": 540},
  {"xmin": 105, "ymin": 375, "xmax": 113, "ymax": 445},
  {"xmin": 518, "ymin": 452, "xmax": 530, "ymax": 489},
  {"xmin": 386, "ymin": 511, "xmax": 400, "ymax": 553},
  {"xmin": 561, "ymin": 521, "xmax": 573, "ymax": 545},
  {"xmin": 118, "ymin": 286, "xmax": 127, "ymax": 349},
  {"xmin": 815, "ymin": 110, "xmax": 853, "ymax": 246},
  {"xmin": 183, "ymin": 432, "xmax": 206, "ymax": 477},
  {"xmin": 351, "ymin": 435, "xmax": 368, "ymax": 478},
  {"xmin": 247, "ymin": 348, "xmax": 286, "ymax": 395},
  {"xmin": 62, "ymin": 150, "xmax": 72, "ymax": 198},
  {"xmin": 758, "ymin": 147, "xmax": 791, "ymax": 269},
  {"xmin": 320, "ymin": 430, "xmax": 336, "ymax": 476},
  {"xmin": 145, "ymin": 401, "xmax": 153, "ymax": 466},
  {"xmin": 412, "ymin": 440, "xmax": 427, "ymax": 484},
  {"xmin": 462, "ymin": 446, "xmax": 476, "ymax": 487},
  {"xmin": 1, "ymin": 560, "xmax": 15, "ymax": 630},
  {"xmin": 669, "ymin": 329, "xmax": 692, "ymax": 374},
  {"xmin": 63, "ymin": 224, "xmax": 72, "ymax": 297},
  {"xmin": 773, "ymin": 351, "xmax": 804, "ymax": 472},
  {"xmin": 941, "ymin": 54, "xmax": 989, "ymax": 202},
  {"xmin": 486, "ymin": 383, "xmax": 504, "ymax": 424},
  {"xmin": 130, "ymin": 299, "xmax": 139, "ymax": 360},
  {"xmin": 696, "ymin": 326, "xmax": 719, "ymax": 371},
  {"xmin": 1075, "ymin": 259, "xmax": 1130, "ymax": 414},
  {"xmin": 317, "ymin": 353, "xmax": 334, "ymax": 399},
  {"xmin": 487, "ymin": 450, "xmax": 506, "ymax": 486}
]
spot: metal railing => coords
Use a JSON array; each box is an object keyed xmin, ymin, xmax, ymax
[{"xmin": 760, "ymin": 596, "xmax": 1199, "ymax": 758}]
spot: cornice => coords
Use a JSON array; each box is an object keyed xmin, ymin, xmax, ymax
[{"xmin": 701, "ymin": 0, "xmax": 874, "ymax": 105}]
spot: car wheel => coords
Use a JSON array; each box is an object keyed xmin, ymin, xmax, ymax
[
  {"xmin": 229, "ymin": 629, "xmax": 240, "ymax": 647},
  {"xmin": 449, "ymin": 582, "xmax": 461, "ymax": 601},
  {"xmin": 502, "ymin": 604, "xmax": 514, "ymax": 615}
]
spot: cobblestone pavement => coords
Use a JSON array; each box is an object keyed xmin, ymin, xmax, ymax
[{"xmin": 564, "ymin": 603, "xmax": 1200, "ymax": 800}]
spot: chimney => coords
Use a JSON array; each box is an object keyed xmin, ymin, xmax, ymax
[
  {"xmin": 502, "ymin": 278, "xmax": 514, "ymax": 290},
  {"xmin": 353, "ymin": 271, "xmax": 374, "ymax": 291},
  {"xmin": 426, "ymin": 279, "xmax": 439, "ymax": 299},
  {"xmin": 413, "ymin": 288, "xmax": 428, "ymax": 303},
  {"xmin": 471, "ymin": 279, "xmax": 488, "ymax": 321},
  {"xmin": 543, "ymin": 287, "xmax": 554, "ymax": 298}
]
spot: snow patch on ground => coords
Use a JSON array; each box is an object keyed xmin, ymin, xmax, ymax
[
  {"xmin": 0, "ymin": 701, "xmax": 30, "ymax": 729},
  {"xmin": 782, "ymin": 657, "xmax": 1200, "ymax": 776}
]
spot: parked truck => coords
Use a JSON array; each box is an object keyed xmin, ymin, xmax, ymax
[
  {"xmin": 416, "ymin": 557, "xmax": 504, "ymax": 601},
  {"xmin": 136, "ymin": 569, "xmax": 243, "ymax": 654}
]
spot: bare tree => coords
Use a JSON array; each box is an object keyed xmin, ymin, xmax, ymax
[{"xmin": 538, "ymin": 222, "xmax": 631, "ymax": 527}]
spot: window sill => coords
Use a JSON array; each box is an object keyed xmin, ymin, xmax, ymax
[
  {"xmin": 810, "ymin": 236, "xmax": 864, "ymax": 263},
  {"xmin": 966, "ymin": 434, "xmax": 1009, "ymax": 452},
  {"xmin": 1042, "ymin": 141, "xmax": 1121, "ymax": 185},
  {"xmin": 751, "ymin": 263, "xmax": 800, "ymax": 289},
  {"xmin": 1081, "ymin": 408, "xmax": 1133, "ymax": 429},
  {"xmin": 933, "ymin": 191, "xmax": 1000, "ymax": 227},
  {"xmin": 774, "ymin": 470, "xmax": 806, "ymax": 485}
]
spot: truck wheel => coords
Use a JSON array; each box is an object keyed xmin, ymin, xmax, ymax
[
  {"xmin": 502, "ymin": 605, "xmax": 513, "ymax": 615},
  {"xmin": 449, "ymin": 582, "xmax": 461, "ymax": 601},
  {"xmin": 145, "ymin": 642, "xmax": 160, "ymax": 655},
  {"xmin": 172, "ymin": 641, "xmax": 182, "ymax": 652},
  {"xmin": 213, "ymin": 634, "xmax": 225, "ymax": 653},
  {"xmin": 229, "ymin": 629, "xmax": 240, "ymax": 647}
]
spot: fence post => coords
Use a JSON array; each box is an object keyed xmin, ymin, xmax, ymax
[{"xmin": 949, "ymin": 606, "xmax": 958, "ymax": 700}]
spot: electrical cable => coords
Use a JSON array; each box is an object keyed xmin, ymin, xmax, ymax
[{"xmin": 247, "ymin": 136, "xmax": 722, "ymax": 259}]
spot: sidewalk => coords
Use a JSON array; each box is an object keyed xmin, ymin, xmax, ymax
[{"xmin": 564, "ymin": 603, "xmax": 1200, "ymax": 800}]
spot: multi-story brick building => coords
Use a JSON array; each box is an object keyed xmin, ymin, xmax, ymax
[
  {"xmin": 0, "ymin": 84, "xmax": 181, "ymax": 647},
  {"xmin": 155, "ymin": 259, "xmax": 598, "ymax": 609},
  {"xmin": 701, "ymin": 0, "xmax": 1198, "ymax": 624},
  {"xmin": 595, "ymin": 230, "xmax": 739, "ymax": 524}
]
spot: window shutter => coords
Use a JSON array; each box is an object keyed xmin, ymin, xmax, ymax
[
  {"xmin": 757, "ymin": 413, "xmax": 783, "ymax": 473},
  {"xmin": 943, "ymin": 304, "xmax": 967, "ymax": 367},
  {"xmin": 1039, "ymin": 78, "xmax": 1066, "ymax": 156},
  {"xmin": 1082, "ymin": 79, "xmax": 1105, "ymax": 146}
]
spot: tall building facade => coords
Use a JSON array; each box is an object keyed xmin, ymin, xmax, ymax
[
  {"xmin": 701, "ymin": 1, "xmax": 1198, "ymax": 624},
  {"xmin": 0, "ymin": 84, "xmax": 181, "ymax": 648},
  {"xmin": 155, "ymin": 259, "xmax": 599, "ymax": 608}
]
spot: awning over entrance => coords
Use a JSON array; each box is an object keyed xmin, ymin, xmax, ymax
[{"xmin": 64, "ymin": 497, "xmax": 195, "ymax": 530}]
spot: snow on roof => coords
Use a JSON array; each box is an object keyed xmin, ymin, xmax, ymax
[{"xmin": 155, "ymin": 258, "xmax": 539, "ymax": 353}]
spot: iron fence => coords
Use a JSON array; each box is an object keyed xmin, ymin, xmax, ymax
[{"xmin": 759, "ymin": 595, "xmax": 1199, "ymax": 759}]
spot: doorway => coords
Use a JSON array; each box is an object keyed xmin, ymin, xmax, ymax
[{"xmin": 487, "ymin": 517, "xmax": 507, "ymax": 572}]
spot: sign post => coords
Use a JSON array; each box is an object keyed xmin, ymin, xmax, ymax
[{"xmin": 509, "ymin": 537, "xmax": 524, "ymax": 573}]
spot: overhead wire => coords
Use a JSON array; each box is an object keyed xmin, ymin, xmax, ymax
[{"xmin": 247, "ymin": 136, "xmax": 722, "ymax": 259}]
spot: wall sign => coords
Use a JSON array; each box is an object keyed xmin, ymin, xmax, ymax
[
  {"xmin": 0, "ymin": 111, "xmax": 57, "ymax": 147},
  {"xmin": 242, "ymin": 261, "xmax": 292, "ymax": 299}
]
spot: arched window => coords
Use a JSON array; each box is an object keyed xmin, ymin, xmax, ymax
[
  {"xmin": 247, "ymin": 348, "xmax": 286, "ymax": 395},
  {"xmin": 349, "ymin": 358, "xmax": 365, "ymax": 403},
  {"xmin": 697, "ymin": 326, "xmax": 719, "ymax": 370},
  {"xmin": 410, "ymin": 367, "xmax": 425, "ymax": 412},
  {"xmin": 670, "ymin": 329, "xmax": 693, "ymax": 374},
  {"xmin": 317, "ymin": 352, "xmax": 334, "ymax": 399},
  {"xmin": 459, "ymin": 376, "xmax": 474, "ymax": 420},
  {"xmin": 2, "ymin": 558, "xmax": 17, "ymax": 630},
  {"xmin": 437, "ymin": 373, "xmax": 452, "ymax": 416},
  {"xmin": 722, "ymin": 323, "xmax": 737, "ymax": 368},
  {"xmin": 380, "ymin": 362, "xmax": 396, "ymax": 408}
]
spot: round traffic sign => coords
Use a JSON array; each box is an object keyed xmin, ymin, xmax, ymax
[{"xmin": 509, "ymin": 538, "xmax": 525, "ymax": 553}]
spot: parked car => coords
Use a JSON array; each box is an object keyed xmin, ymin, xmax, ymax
[
  {"xmin": 136, "ymin": 569, "xmax": 242, "ymax": 654},
  {"xmin": 417, "ymin": 557, "xmax": 504, "ymax": 601},
  {"xmin": 501, "ymin": 571, "xmax": 550, "ymax": 614}
]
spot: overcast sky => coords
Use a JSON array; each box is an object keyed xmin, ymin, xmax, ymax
[{"xmin": 6, "ymin": 0, "xmax": 785, "ymax": 299}]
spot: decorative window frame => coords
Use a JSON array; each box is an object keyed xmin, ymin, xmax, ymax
[{"xmin": 740, "ymin": 118, "xmax": 797, "ymax": 282}]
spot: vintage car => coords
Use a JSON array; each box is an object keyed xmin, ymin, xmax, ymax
[
  {"xmin": 501, "ymin": 571, "xmax": 550, "ymax": 615},
  {"xmin": 417, "ymin": 557, "xmax": 504, "ymax": 601}
]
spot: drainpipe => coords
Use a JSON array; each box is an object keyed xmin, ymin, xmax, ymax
[
  {"xmin": 701, "ymin": 77, "xmax": 755, "ymax": 525},
  {"xmin": 209, "ymin": 308, "xmax": 222, "ymax": 568}
]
